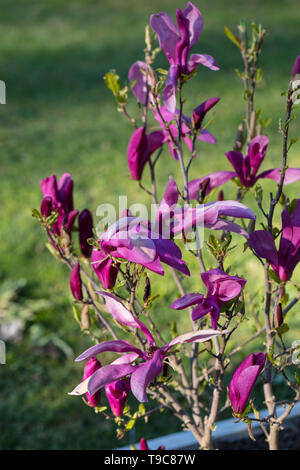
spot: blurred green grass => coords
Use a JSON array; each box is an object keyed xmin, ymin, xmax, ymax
[{"xmin": 0, "ymin": 0, "xmax": 300, "ymax": 449}]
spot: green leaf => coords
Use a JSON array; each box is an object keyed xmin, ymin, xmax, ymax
[
  {"xmin": 31, "ymin": 208, "xmax": 41, "ymax": 220},
  {"xmin": 224, "ymin": 26, "xmax": 241, "ymax": 49},
  {"xmin": 277, "ymin": 323, "xmax": 289, "ymax": 335},
  {"xmin": 267, "ymin": 268, "xmax": 280, "ymax": 284},
  {"xmin": 125, "ymin": 418, "xmax": 136, "ymax": 431},
  {"xmin": 104, "ymin": 70, "xmax": 121, "ymax": 97}
]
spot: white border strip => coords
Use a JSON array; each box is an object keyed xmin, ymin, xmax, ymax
[{"xmin": 116, "ymin": 402, "xmax": 300, "ymax": 450}]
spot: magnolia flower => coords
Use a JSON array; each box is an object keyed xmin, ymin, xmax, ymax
[
  {"xmin": 249, "ymin": 200, "xmax": 300, "ymax": 282},
  {"xmin": 105, "ymin": 379, "xmax": 131, "ymax": 417},
  {"xmin": 152, "ymin": 105, "xmax": 216, "ymax": 161},
  {"xmin": 127, "ymin": 126, "xmax": 166, "ymax": 180},
  {"xmin": 40, "ymin": 173, "xmax": 78, "ymax": 237},
  {"xmin": 79, "ymin": 209, "xmax": 94, "ymax": 258},
  {"xmin": 69, "ymin": 293, "xmax": 224, "ymax": 403},
  {"xmin": 158, "ymin": 177, "xmax": 255, "ymax": 239},
  {"xmin": 70, "ymin": 262, "xmax": 83, "ymax": 301},
  {"xmin": 150, "ymin": 2, "xmax": 219, "ymax": 111},
  {"xmin": 229, "ymin": 353, "xmax": 266, "ymax": 414},
  {"xmin": 83, "ymin": 357, "xmax": 102, "ymax": 407},
  {"xmin": 171, "ymin": 269, "xmax": 246, "ymax": 329},
  {"xmin": 188, "ymin": 136, "xmax": 300, "ymax": 198},
  {"xmin": 139, "ymin": 438, "xmax": 165, "ymax": 450},
  {"xmin": 91, "ymin": 216, "xmax": 190, "ymax": 277}
]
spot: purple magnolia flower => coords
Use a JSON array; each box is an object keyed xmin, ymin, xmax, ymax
[
  {"xmin": 171, "ymin": 269, "xmax": 246, "ymax": 329},
  {"xmin": 79, "ymin": 209, "xmax": 94, "ymax": 258},
  {"xmin": 93, "ymin": 216, "xmax": 190, "ymax": 276},
  {"xmin": 70, "ymin": 262, "xmax": 83, "ymax": 301},
  {"xmin": 153, "ymin": 105, "xmax": 216, "ymax": 161},
  {"xmin": 188, "ymin": 136, "xmax": 300, "ymax": 198},
  {"xmin": 249, "ymin": 200, "xmax": 300, "ymax": 282},
  {"xmin": 127, "ymin": 126, "xmax": 166, "ymax": 180},
  {"xmin": 105, "ymin": 378, "xmax": 131, "ymax": 417},
  {"xmin": 69, "ymin": 293, "xmax": 224, "ymax": 403},
  {"xmin": 229, "ymin": 353, "xmax": 266, "ymax": 414},
  {"xmin": 150, "ymin": 2, "xmax": 219, "ymax": 111},
  {"xmin": 91, "ymin": 250, "xmax": 119, "ymax": 289},
  {"xmin": 40, "ymin": 173, "xmax": 78, "ymax": 237},
  {"xmin": 158, "ymin": 177, "xmax": 255, "ymax": 239},
  {"xmin": 83, "ymin": 357, "xmax": 102, "ymax": 407},
  {"xmin": 139, "ymin": 438, "xmax": 165, "ymax": 451}
]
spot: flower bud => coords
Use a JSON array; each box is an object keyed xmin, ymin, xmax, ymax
[
  {"xmin": 105, "ymin": 379, "xmax": 131, "ymax": 417},
  {"xmin": 275, "ymin": 303, "xmax": 283, "ymax": 329},
  {"xmin": 80, "ymin": 303, "xmax": 90, "ymax": 330},
  {"xmin": 139, "ymin": 438, "xmax": 149, "ymax": 450},
  {"xmin": 217, "ymin": 190, "xmax": 224, "ymax": 201},
  {"xmin": 79, "ymin": 209, "xmax": 94, "ymax": 258},
  {"xmin": 40, "ymin": 196, "xmax": 52, "ymax": 217},
  {"xmin": 70, "ymin": 262, "xmax": 83, "ymax": 301},
  {"xmin": 143, "ymin": 277, "xmax": 151, "ymax": 303},
  {"xmin": 291, "ymin": 55, "xmax": 300, "ymax": 80},
  {"xmin": 83, "ymin": 357, "xmax": 101, "ymax": 407}
]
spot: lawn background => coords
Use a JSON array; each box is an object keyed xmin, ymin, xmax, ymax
[{"xmin": 0, "ymin": 0, "xmax": 299, "ymax": 449}]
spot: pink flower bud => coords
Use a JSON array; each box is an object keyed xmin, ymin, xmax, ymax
[
  {"xmin": 79, "ymin": 209, "xmax": 94, "ymax": 258},
  {"xmin": 70, "ymin": 262, "xmax": 83, "ymax": 301},
  {"xmin": 83, "ymin": 357, "xmax": 101, "ymax": 407},
  {"xmin": 105, "ymin": 379, "xmax": 131, "ymax": 417},
  {"xmin": 139, "ymin": 438, "xmax": 149, "ymax": 450}
]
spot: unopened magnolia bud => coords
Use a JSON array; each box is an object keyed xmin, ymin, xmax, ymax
[
  {"xmin": 291, "ymin": 55, "xmax": 300, "ymax": 80},
  {"xmin": 163, "ymin": 361, "xmax": 169, "ymax": 377},
  {"xmin": 143, "ymin": 277, "xmax": 151, "ymax": 303},
  {"xmin": 217, "ymin": 190, "xmax": 224, "ymax": 201},
  {"xmin": 198, "ymin": 177, "xmax": 210, "ymax": 202},
  {"xmin": 79, "ymin": 209, "xmax": 94, "ymax": 258},
  {"xmin": 40, "ymin": 196, "xmax": 52, "ymax": 217},
  {"xmin": 275, "ymin": 303, "xmax": 283, "ymax": 328},
  {"xmin": 80, "ymin": 304, "xmax": 90, "ymax": 330},
  {"xmin": 70, "ymin": 262, "xmax": 83, "ymax": 301}
]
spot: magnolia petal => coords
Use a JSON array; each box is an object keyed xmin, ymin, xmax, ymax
[
  {"xmin": 170, "ymin": 293, "xmax": 204, "ymax": 310},
  {"xmin": 188, "ymin": 171, "xmax": 236, "ymax": 200},
  {"xmin": 88, "ymin": 363, "xmax": 138, "ymax": 396},
  {"xmin": 150, "ymin": 12, "xmax": 179, "ymax": 64},
  {"xmin": 257, "ymin": 168, "xmax": 300, "ymax": 185},
  {"xmin": 75, "ymin": 340, "xmax": 144, "ymax": 362},
  {"xmin": 164, "ymin": 328, "xmax": 224, "ymax": 352},
  {"xmin": 68, "ymin": 376, "xmax": 91, "ymax": 396},
  {"xmin": 188, "ymin": 53, "xmax": 219, "ymax": 72},
  {"xmin": 182, "ymin": 1, "xmax": 204, "ymax": 47},
  {"xmin": 248, "ymin": 230, "xmax": 278, "ymax": 268},
  {"xmin": 130, "ymin": 350, "xmax": 163, "ymax": 402}
]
